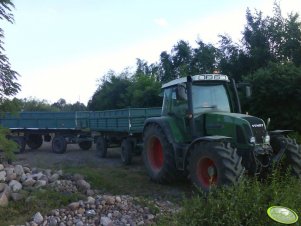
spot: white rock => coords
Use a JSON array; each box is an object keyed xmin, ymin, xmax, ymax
[
  {"xmin": 87, "ymin": 196, "xmax": 95, "ymax": 204},
  {"xmin": 35, "ymin": 180, "xmax": 47, "ymax": 188},
  {"xmin": 76, "ymin": 179, "xmax": 90, "ymax": 192},
  {"xmin": 20, "ymin": 173, "xmax": 27, "ymax": 182},
  {"xmin": 14, "ymin": 165, "xmax": 24, "ymax": 176},
  {"xmin": 11, "ymin": 192, "xmax": 25, "ymax": 201},
  {"xmin": 23, "ymin": 166, "xmax": 31, "ymax": 173},
  {"xmin": 0, "ymin": 192, "xmax": 8, "ymax": 207},
  {"xmin": 33, "ymin": 212, "xmax": 43, "ymax": 224},
  {"xmin": 49, "ymin": 173, "xmax": 60, "ymax": 182},
  {"xmin": 0, "ymin": 164, "xmax": 4, "ymax": 171},
  {"xmin": 100, "ymin": 216, "xmax": 113, "ymax": 226},
  {"xmin": 23, "ymin": 178, "xmax": 36, "ymax": 187},
  {"xmin": 9, "ymin": 180, "xmax": 22, "ymax": 192},
  {"xmin": 0, "ymin": 171, "xmax": 6, "ymax": 182},
  {"xmin": 32, "ymin": 172, "xmax": 44, "ymax": 180},
  {"xmin": 56, "ymin": 169, "xmax": 63, "ymax": 176}
]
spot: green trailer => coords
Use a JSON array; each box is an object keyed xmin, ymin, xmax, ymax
[
  {"xmin": 90, "ymin": 107, "xmax": 162, "ymax": 164},
  {"xmin": 0, "ymin": 111, "xmax": 91, "ymax": 153},
  {"xmin": 0, "ymin": 108, "xmax": 162, "ymax": 163}
]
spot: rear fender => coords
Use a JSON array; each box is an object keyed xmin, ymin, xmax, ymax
[
  {"xmin": 269, "ymin": 130, "xmax": 293, "ymax": 136},
  {"xmin": 184, "ymin": 135, "xmax": 233, "ymax": 169},
  {"xmin": 144, "ymin": 117, "xmax": 187, "ymax": 169}
]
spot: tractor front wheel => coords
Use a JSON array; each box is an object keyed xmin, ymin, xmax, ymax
[
  {"xmin": 143, "ymin": 124, "xmax": 177, "ymax": 183},
  {"xmin": 271, "ymin": 135, "xmax": 301, "ymax": 179},
  {"xmin": 188, "ymin": 142, "xmax": 244, "ymax": 192}
]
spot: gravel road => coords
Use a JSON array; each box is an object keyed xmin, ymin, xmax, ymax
[{"xmin": 15, "ymin": 142, "xmax": 141, "ymax": 169}]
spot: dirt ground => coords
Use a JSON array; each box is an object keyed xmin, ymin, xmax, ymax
[{"xmin": 15, "ymin": 142, "xmax": 143, "ymax": 170}]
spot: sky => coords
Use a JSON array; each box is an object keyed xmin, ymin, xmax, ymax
[{"xmin": 2, "ymin": 0, "xmax": 301, "ymax": 105}]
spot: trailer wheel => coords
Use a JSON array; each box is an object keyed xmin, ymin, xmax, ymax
[
  {"xmin": 143, "ymin": 124, "xmax": 177, "ymax": 183},
  {"xmin": 52, "ymin": 136, "xmax": 67, "ymax": 154},
  {"xmin": 27, "ymin": 134, "xmax": 43, "ymax": 150},
  {"xmin": 121, "ymin": 138, "xmax": 133, "ymax": 165},
  {"xmin": 11, "ymin": 136, "xmax": 26, "ymax": 154},
  {"xmin": 188, "ymin": 142, "xmax": 244, "ymax": 192},
  {"xmin": 96, "ymin": 136, "xmax": 107, "ymax": 158},
  {"xmin": 79, "ymin": 141, "xmax": 92, "ymax": 150}
]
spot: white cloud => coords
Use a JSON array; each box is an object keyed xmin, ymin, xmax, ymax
[{"xmin": 154, "ymin": 18, "xmax": 168, "ymax": 27}]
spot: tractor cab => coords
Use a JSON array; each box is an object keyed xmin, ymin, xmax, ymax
[{"xmin": 161, "ymin": 74, "xmax": 242, "ymax": 139}]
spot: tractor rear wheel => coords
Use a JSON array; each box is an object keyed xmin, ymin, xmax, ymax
[
  {"xmin": 121, "ymin": 138, "xmax": 133, "ymax": 165},
  {"xmin": 188, "ymin": 142, "xmax": 244, "ymax": 192},
  {"xmin": 27, "ymin": 134, "xmax": 43, "ymax": 150},
  {"xmin": 143, "ymin": 124, "xmax": 177, "ymax": 183},
  {"xmin": 96, "ymin": 136, "xmax": 107, "ymax": 158}
]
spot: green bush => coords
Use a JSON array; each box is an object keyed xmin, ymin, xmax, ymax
[
  {"xmin": 159, "ymin": 171, "xmax": 301, "ymax": 226},
  {"xmin": 244, "ymin": 62, "xmax": 301, "ymax": 133}
]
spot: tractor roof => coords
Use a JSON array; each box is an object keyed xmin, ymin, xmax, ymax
[{"xmin": 162, "ymin": 74, "xmax": 229, "ymax": 88}]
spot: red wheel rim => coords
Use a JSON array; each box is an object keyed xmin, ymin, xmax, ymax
[
  {"xmin": 148, "ymin": 137, "xmax": 164, "ymax": 172},
  {"xmin": 197, "ymin": 157, "xmax": 217, "ymax": 188}
]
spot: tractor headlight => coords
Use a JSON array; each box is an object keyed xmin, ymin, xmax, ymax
[
  {"xmin": 264, "ymin": 135, "xmax": 270, "ymax": 144},
  {"xmin": 250, "ymin": 136, "xmax": 256, "ymax": 144}
]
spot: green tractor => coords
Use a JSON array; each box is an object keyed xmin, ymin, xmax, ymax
[{"xmin": 142, "ymin": 74, "xmax": 301, "ymax": 191}]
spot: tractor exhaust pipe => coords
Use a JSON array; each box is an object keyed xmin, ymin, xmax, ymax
[{"xmin": 187, "ymin": 76, "xmax": 197, "ymax": 138}]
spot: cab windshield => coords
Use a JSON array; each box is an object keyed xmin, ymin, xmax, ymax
[{"xmin": 192, "ymin": 83, "xmax": 231, "ymax": 115}]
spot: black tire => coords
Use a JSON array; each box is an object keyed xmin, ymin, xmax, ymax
[
  {"xmin": 271, "ymin": 135, "xmax": 301, "ymax": 179},
  {"xmin": 121, "ymin": 138, "xmax": 133, "ymax": 165},
  {"xmin": 26, "ymin": 134, "xmax": 43, "ymax": 150},
  {"xmin": 143, "ymin": 124, "xmax": 177, "ymax": 183},
  {"xmin": 52, "ymin": 136, "xmax": 67, "ymax": 154},
  {"xmin": 11, "ymin": 136, "xmax": 26, "ymax": 154},
  {"xmin": 286, "ymin": 138, "xmax": 301, "ymax": 178},
  {"xmin": 188, "ymin": 142, "xmax": 244, "ymax": 192},
  {"xmin": 96, "ymin": 136, "xmax": 107, "ymax": 158},
  {"xmin": 78, "ymin": 141, "xmax": 92, "ymax": 150}
]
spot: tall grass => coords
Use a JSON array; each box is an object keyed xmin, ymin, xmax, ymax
[{"xmin": 159, "ymin": 170, "xmax": 301, "ymax": 226}]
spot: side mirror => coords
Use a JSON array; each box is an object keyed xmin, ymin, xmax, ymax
[
  {"xmin": 246, "ymin": 86, "xmax": 252, "ymax": 98},
  {"xmin": 236, "ymin": 82, "xmax": 252, "ymax": 98}
]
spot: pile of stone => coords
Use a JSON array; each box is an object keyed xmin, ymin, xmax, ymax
[
  {"xmin": 26, "ymin": 195, "xmax": 178, "ymax": 226},
  {"xmin": 0, "ymin": 163, "xmax": 92, "ymax": 207},
  {"xmin": 0, "ymin": 163, "xmax": 179, "ymax": 225}
]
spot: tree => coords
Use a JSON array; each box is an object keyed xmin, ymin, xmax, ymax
[
  {"xmin": 191, "ymin": 40, "xmax": 219, "ymax": 75},
  {"xmin": 245, "ymin": 62, "xmax": 301, "ymax": 131},
  {"xmin": 0, "ymin": 0, "xmax": 20, "ymax": 162},
  {"xmin": 88, "ymin": 70, "xmax": 131, "ymax": 110},
  {"xmin": 0, "ymin": 0, "xmax": 20, "ymax": 100}
]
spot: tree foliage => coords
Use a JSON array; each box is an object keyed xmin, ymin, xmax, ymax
[
  {"xmin": 245, "ymin": 62, "xmax": 301, "ymax": 131},
  {"xmin": 87, "ymin": 2, "xmax": 301, "ymax": 133},
  {"xmin": 0, "ymin": 0, "xmax": 20, "ymax": 100}
]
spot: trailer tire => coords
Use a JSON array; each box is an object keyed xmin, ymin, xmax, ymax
[
  {"xmin": 52, "ymin": 136, "xmax": 67, "ymax": 154},
  {"xmin": 27, "ymin": 134, "xmax": 43, "ymax": 150},
  {"xmin": 79, "ymin": 141, "xmax": 92, "ymax": 150},
  {"xmin": 11, "ymin": 136, "xmax": 26, "ymax": 154},
  {"xmin": 96, "ymin": 136, "xmax": 107, "ymax": 158},
  {"xmin": 121, "ymin": 138, "xmax": 133, "ymax": 165},
  {"xmin": 143, "ymin": 124, "xmax": 177, "ymax": 183},
  {"xmin": 188, "ymin": 142, "xmax": 244, "ymax": 192}
]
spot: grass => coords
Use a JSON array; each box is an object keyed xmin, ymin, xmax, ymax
[
  {"xmin": 0, "ymin": 188, "xmax": 85, "ymax": 225},
  {"xmin": 63, "ymin": 165, "xmax": 190, "ymax": 199},
  {"xmin": 158, "ymin": 170, "xmax": 301, "ymax": 226}
]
